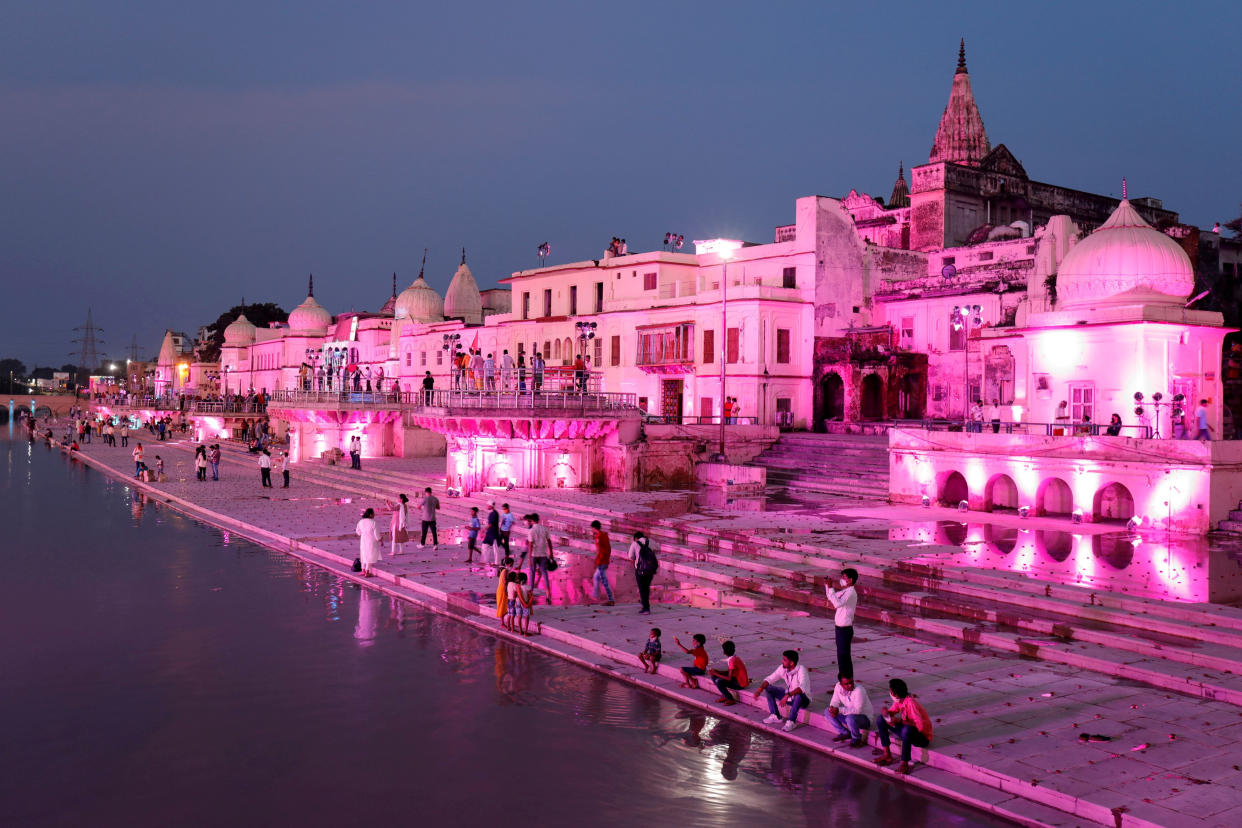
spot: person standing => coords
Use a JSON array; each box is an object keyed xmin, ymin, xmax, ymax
[
  {"xmin": 523, "ymin": 513, "xmax": 553, "ymax": 593},
  {"xmin": 969, "ymin": 399, "xmax": 985, "ymax": 433},
  {"xmin": 356, "ymin": 507, "xmax": 382, "ymax": 577},
  {"xmin": 874, "ymin": 678, "xmax": 933, "ymax": 774},
  {"xmin": 389, "ymin": 494, "xmax": 410, "ymax": 556},
  {"xmin": 826, "ymin": 674, "xmax": 873, "ymax": 748},
  {"xmin": 1196, "ymin": 399, "xmax": 1213, "ymax": 440},
  {"xmin": 484, "ymin": 353, "xmax": 496, "ymax": 391},
  {"xmin": 258, "ymin": 449, "xmax": 273, "ymax": 488},
  {"xmin": 195, "ymin": 446, "xmax": 208, "ymax": 481},
  {"xmin": 629, "ymin": 530, "xmax": 659, "ymax": 614},
  {"xmin": 501, "ymin": 349, "xmax": 515, "ymax": 390},
  {"xmin": 279, "ymin": 451, "xmax": 290, "ymax": 488},
  {"xmin": 422, "ymin": 371, "xmax": 434, "ymax": 405},
  {"xmin": 419, "ymin": 486, "xmax": 440, "ymax": 548},
  {"xmin": 482, "ymin": 502, "xmax": 501, "ymax": 567},
  {"xmin": 470, "ymin": 350, "xmax": 485, "ymax": 390},
  {"xmin": 466, "ymin": 507, "xmax": 482, "ymax": 564},
  {"xmin": 826, "ymin": 568, "xmax": 859, "ymax": 679},
  {"xmin": 988, "ymin": 398, "xmax": 1002, "ymax": 433},
  {"xmin": 209, "ymin": 444, "xmax": 221, "ymax": 481},
  {"xmin": 722, "ymin": 397, "xmax": 734, "ymax": 425},
  {"xmin": 590, "ymin": 519, "xmax": 614, "ymax": 605},
  {"xmin": 517, "ymin": 354, "xmax": 527, "ymax": 391},
  {"xmin": 499, "ymin": 503, "xmax": 514, "ymax": 557},
  {"xmin": 753, "ymin": 650, "xmax": 813, "ymax": 733},
  {"xmin": 533, "ymin": 351, "xmax": 544, "ymax": 392},
  {"xmin": 132, "ymin": 443, "xmax": 144, "ymax": 477},
  {"xmin": 120, "ymin": 421, "xmax": 129, "ymax": 447}
]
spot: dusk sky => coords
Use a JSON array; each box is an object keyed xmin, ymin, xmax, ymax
[{"xmin": 2, "ymin": 1, "xmax": 1239, "ymax": 368}]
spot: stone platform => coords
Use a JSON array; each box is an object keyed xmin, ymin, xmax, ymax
[{"xmin": 54, "ymin": 427, "xmax": 1242, "ymax": 827}]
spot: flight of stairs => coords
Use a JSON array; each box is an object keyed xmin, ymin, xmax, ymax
[{"xmin": 749, "ymin": 432, "xmax": 889, "ymax": 499}]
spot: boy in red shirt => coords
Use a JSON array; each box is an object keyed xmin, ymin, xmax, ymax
[
  {"xmin": 874, "ymin": 678, "xmax": 934, "ymax": 774},
  {"xmin": 675, "ymin": 634, "xmax": 709, "ymax": 689},
  {"xmin": 709, "ymin": 640, "xmax": 750, "ymax": 705}
]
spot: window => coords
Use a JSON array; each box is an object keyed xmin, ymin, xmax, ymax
[
  {"xmin": 702, "ymin": 329, "xmax": 714, "ymax": 364},
  {"xmin": 595, "ymin": 282, "xmax": 604, "ymax": 313},
  {"xmin": 949, "ymin": 320, "xmax": 966, "ymax": 351},
  {"xmin": 636, "ymin": 323, "xmax": 695, "ymax": 366},
  {"xmin": 553, "ymin": 340, "xmax": 560, "ymax": 360},
  {"xmin": 901, "ymin": 316, "xmax": 915, "ymax": 345},
  {"xmin": 726, "ymin": 328, "xmax": 740, "ymax": 364},
  {"xmin": 436, "ymin": 350, "xmax": 443, "ymax": 365},
  {"xmin": 593, "ymin": 338, "xmax": 602, "ymax": 367},
  {"xmin": 776, "ymin": 329, "xmax": 791, "ymax": 364},
  {"xmin": 643, "ymin": 272, "xmax": 657, "ymax": 291},
  {"xmin": 405, "ymin": 353, "xmax": 411, "ymax": 367},
  {"xmin": 543, "ymin": 289, "xmax": 552, "ymax": 317},
  {"xmin": 1069, "ymin": 382, "xmax": 1095, "ymax": 423},
  {"xmin": 610, "ymin": 335, "xmax": 620, "ymax": 367},
  {"xmin": 543, "ymin": 340, "xmax": 551, "ymax": 359},
  {"xmin": 522, "ymin": 292, "xmax": 531, "ymax": 320},
  {"xmin": 569, "ymin": 285, "xmax": 578, "ymax": 316},
  {"xmin": 782, "ymin": 267, "xmax": 797, "ymax": 288},
  {"xmin": 638, "ymin": 396, "xmax": 649, "ymax": 413}
]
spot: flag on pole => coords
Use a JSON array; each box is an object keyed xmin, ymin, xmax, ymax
[{"xmin": 470, "ymin": 333, "xmax": 479, "ymax": 352}]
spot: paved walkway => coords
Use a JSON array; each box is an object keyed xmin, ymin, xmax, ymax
[{"xmin": 56, "ymin": 431, "xmax": 1242, "ymax": 827}]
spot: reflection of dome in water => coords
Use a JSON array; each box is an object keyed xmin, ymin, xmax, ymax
[{"xmin": 1056, "ymin": 199, "xmax": 1194, "ymax": 308}]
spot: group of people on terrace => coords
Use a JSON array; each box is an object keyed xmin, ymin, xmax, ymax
[
  {"xmin": 967, "ymin": 397, "xmax": 1216, "ymax": 440},
  {"xmin": 300, "ymin": 362, "xmax": 386, "ymax": 394},
  {"xmin": 447, "ymin": 347, "xmax": 595, "ymax": 394}
]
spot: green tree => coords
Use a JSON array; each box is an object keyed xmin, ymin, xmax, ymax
[
  {"xmin": 1225, "ymin": 204, "xmax": 1242, "ymax": 239},
  {"xmin": 198, "ymin": 303, "xmax": 288, "ymax": 363}
]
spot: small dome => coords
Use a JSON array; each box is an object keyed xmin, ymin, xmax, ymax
[
  {"xmin": 1056, "ymin": 199, "xmax": 1194, "ymax": 308},
  {"xmin": 394, "ymin": 274, "xmax": 444, "ymax": 323},
  {"xmin": 223, "ymin": 313, "xmax": 256, "ymax": 345},
  {"xmin": 288, "ymin": 294, "xmax": 332, "ymax": 334},
  {"xmin": 444, "ymin": 249, "xmax": 482, "ymax": 324}
]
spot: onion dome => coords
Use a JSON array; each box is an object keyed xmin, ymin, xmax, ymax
[
  {"xmin": 443, "ymin": 248, "xmax": 483, "ymax": 325},
  {"xmin": 287, "ymin": 274, "xmax": 333, "ymax": 334},
  {"xmin": 1055, "ymin": 198, "xmax": 1194, "ymax": 308},
  {"xmin": 223, "ymin": 313, "xmax": 256, "ymax": 345},
  {"xmin": 394, "ymin": 252, "xmax": 445, "ymax": 323}
]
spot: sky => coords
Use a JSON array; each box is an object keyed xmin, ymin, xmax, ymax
[{"xmin": 1, "ymin": 0, "xmax": 1239, "ymax": 368}]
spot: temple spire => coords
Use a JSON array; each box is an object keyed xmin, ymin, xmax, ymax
[
  {"xmin": 1122, "ymin": 177, "xmax": 1128, "ymax": 200},
  {"xmin": 307, "ymin": 273, "xmax": 314, "ymax": 297},
  {"xmin": 929, "ymin": 39, "xmax": 990, "ymax": 166},
  {"xmin": 889, "ymin": 161, "xmax": 910, "ymax": 208},
  {"xmin": 392, "ymin": 272, "xmax": 397, "ymax": 299},
  {"xmin": 461, "ymin": 247, "xmax": 467, "ymax": 265},
  {"xmin": 419, "ymin": 248, "xmax": 427, "ymax": 280}
]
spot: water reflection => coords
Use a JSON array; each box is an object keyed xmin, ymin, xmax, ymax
[{"xmin": 895, "ymin": 520, "xmax": 1242, "ymax": 602}]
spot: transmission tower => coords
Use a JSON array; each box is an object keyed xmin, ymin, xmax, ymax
[
  {"xmin": 127, "ymin": 334, "xmax": 141, "ymax": 362},
  {"xmin": 71, "ymin": 308, "xmax": 104, "ymax": 372}
]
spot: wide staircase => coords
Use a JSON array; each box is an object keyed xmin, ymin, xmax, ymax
[{"xmin": 749, "ymin": 432, "xmax": 889, "ymax": 499}]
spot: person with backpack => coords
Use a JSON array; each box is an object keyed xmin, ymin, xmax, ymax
[{"xmin": 628, "ymin": 530, "xmax": 659, "ymax": 614}]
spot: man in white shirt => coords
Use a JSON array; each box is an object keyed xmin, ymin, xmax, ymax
[
  {"xmin": 752, "ymin": 650, "xmax": 812, "ymax": 732},
  {"xmin": 419, "ymin": 486, "xmax": 441, "ymax": 548},
  {"xmin": 501, "ymin": 350, "xmax": 515, "ymax": 390},
  {"xmin": 826, "ymin": 568, "xmax": 859, "ymax": 679},
  {"xmin": 826, "ymin": 673, "xmax": 873, "ymax": 747},
  {"xmin": 523, "ymin": 513, "xmax": 554, "ymax": 592}
]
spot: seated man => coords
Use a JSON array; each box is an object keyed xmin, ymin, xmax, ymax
[
  {"xmin": 874, "ymin": 678, "xmax": 933, "ymax": 774},
  {"xmin": 826, "ymin": 673, "xmax": 873, "ymax": 748},
  {"xmin": 752, "ymin": 649, "xmax": 812, "ymax": 733}
]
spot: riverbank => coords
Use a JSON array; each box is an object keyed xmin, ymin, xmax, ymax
[{"xmin": 55, "ymin": 429, "xmax": 1242, "ymax": 827}]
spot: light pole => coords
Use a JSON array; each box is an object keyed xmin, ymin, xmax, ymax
[
  {"xmin": 304, "ymin": 348, "xmax": 321, "ymax": 391},
  {"xmin": 951, "ymin": 304, "xmax": 982, "ymax": 418},
  {"xmin": 442, "ymin": 333, "xmax": 461, "ymax": 390},
  {"xmin": 575, "ymin": 321, "xmax": 596, "ymax": 392}
]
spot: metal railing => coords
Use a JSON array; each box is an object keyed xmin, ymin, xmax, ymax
[
  {"xmin": 266, "ymin": 387, "xmax": 639, "ymax": 413},
  {"xmin": 894, "ymin": 418, "xmax": 1154, "ymax": 439},
  {"xmin": 191, "ymin": 399, "xmax": 269, "ymax": 414},
  {"xmin": 643, "ymin": 415, "xmax": 760, "ymax": 425}
]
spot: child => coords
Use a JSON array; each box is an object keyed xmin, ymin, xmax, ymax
[
  {"xmin": 675, "ymin": 633, "xmax": 709, "ymax": 689},
  {"xmin": 638, "ymin": 628, "xmax": 663, "ymax": 674},
  {"xmin": 466, "ymin": 506, "xmax": 481, "ymax": 564},
  {"xmin": 504, "ymin": 571, "xmax": 520, "ymax": 632},
  {"xmin": 495, "ymin": 557, "xmax": 514, "ymax": 619},
  {"xmin": 155, "ymin": 456, "xmax": 165, "ymax": 481},
  {"xmin": 516, "ymin": 572, "xmax": 535, "ymax": 636}
]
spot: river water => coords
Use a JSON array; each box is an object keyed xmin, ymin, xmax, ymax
[{"xmin": 0, "ymin": 434, "xmax": 1011, "ymax": 827}]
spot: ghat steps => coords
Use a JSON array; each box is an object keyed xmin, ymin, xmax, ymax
[{"xmin": 749, "ymin": 433, "xmax": 890, "ymax": 499}]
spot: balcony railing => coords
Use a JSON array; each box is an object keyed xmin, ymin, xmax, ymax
[
  {"xmin": 896, "ymin": 418, "xmax": 1154, "ymax": 439},
  {"xmin": 266, "ymin": 387, "xmax": 639, "ymax": 413}
]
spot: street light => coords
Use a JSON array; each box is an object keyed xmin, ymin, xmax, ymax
[
  {"xmin": 951, "ymin": 304, "xmax": 983, "ymax": 418},
  {"xmin": 575, "ymin": 321, "xmax": 597, "ymax": 393},
  {"xmin": 695, "ymin": 238, "xmax": 744, "ymax": 459}
]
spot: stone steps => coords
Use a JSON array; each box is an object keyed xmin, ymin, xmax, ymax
[{"xmin": 750, "ymin": 433, "xmax": 890, "ymax": 499}]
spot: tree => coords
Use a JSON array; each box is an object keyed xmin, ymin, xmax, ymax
[
  {"xmin": 0, "ymin": 358, "xmax": 27, "ymax": 378},
  {"xmin": 1225, "ymin": 204, "xmax": 1242, "ymax": 239},
  {"xmin": 198, "ymin": 303, "xmax": 288, "ymax": 363}
]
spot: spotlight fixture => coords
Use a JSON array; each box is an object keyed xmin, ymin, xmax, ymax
[
  {"xmin": 1152, "ymin": 392, "xmax": 1163, "ymax": 402},
  {"xmin": 1133, "ymin": 392, "xmax": 1144, "ymax": 402},
  {"xmin": 1134, "ymin": 406, "xmax": 1144, "ymax": 416},
  {"xmin": 921, "ymin": 495, "xmax": 931, "ymax": 508},
  {"xmin": 1018, "ymin": 505, "xmax": 1030, "ymax": 518},
  {"xmin": 1072, "ymin": 509, "xmax": 1084, "ymax": 524},
  {"xmin": 1126, "ymin": 515, "xmax": 1143, "ymax": 530},
  {"xmin": 958, "ymin": 500, "xmax": 969, "ymax": 512}
]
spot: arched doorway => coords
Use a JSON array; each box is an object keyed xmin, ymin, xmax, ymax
[
  {"xmin": 1036, "ymin": 478, "xmax": 1074, "ymax": 517},
  {"xmin": 899, "ymin": 373, "xmax": 924, "ymax": 419},
  {"xmin": 821, "ymin": 372, "xmax": 844, "ymax": 424},
  {"xmin": 1092, "ymin": 482, "xmax": 1135, "ymax": 523},
  {"xmin": 938, "ymin": 471, "xmax": 969, "ymax": 507},
  {"xmin": 860, "ymin": 373, "xmax": 885, "ymax": 420},
  {"xmin": 984, "ymin": 474, "xmax": 1019, "ymax": 512}
]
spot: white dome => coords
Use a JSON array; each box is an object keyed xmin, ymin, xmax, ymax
[
  {"xmin": 444, "ymin": 251, "xmax": 482, "ymax": 324},
  {"xmin": 1056, "ymin": 200, "xmax": 1194, "ymax": 308},
  {"xmin": 394, "ymin": 274, "xmax": 444, "ymax": 323},
  {"xmin": 288, "ymin": 294, "xmax": 332, "ymax": 334},
  {"xmin": 223, "ymin": 313, "xmax": 256, "ymax": 345}
]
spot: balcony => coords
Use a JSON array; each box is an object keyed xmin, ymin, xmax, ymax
[{"xmin": 635, "ymin": 323, "xmax": 695, "ymax": 374}]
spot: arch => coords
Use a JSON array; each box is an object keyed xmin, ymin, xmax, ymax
[
  {"xmin": 984, "ymin": 473, "xmax": 1019, "ymax": 512},
  {"xmin": 938, "ymin": 470, "xmax": 969, "ymax": 507},
  {"xmin": 1036, "ymin": 477, "xmax": 1074, "ymax": 517},
  {"xmin": 563, "ymin": 337, "xmax": 574, "ymax": 363},
  {"xmin": 1035, "ymin": 530, "xmax": 1073, "ymax": 563},
  {"xmin": 553, "ymin": 339, "xmax": 561, "ymax": 360},
  {"xmin": 860, "ymin": 373, "xmax": 885, "ymax": 420},
  {"xmin": 821, "ymin": 372, "xmax": 845, "ymax": 424},
  {"xmin": 1092, "ymin": 534, "xmax": 1136, "ymax": 570},
  {"xmin": 935, "ymin": 521, "xmax": 968, "ymax": 546},
  {"xmin": 1092, "ymin": 482, "xmax": 1134, "ymax": 523}
]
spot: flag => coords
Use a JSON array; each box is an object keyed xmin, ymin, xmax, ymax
[{"xmin": 470, "ymin": 333, "xmax": 479, "ymax": 352}]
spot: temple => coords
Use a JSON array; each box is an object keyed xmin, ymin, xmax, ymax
[{"xmin": 92, "ymin": 42, "xmax": 1242, "ymax": 533}]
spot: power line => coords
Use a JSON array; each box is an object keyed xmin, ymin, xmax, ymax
[{"xmin": 71, "ymin": 308, "xmax": 104, "ymax": 371}]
